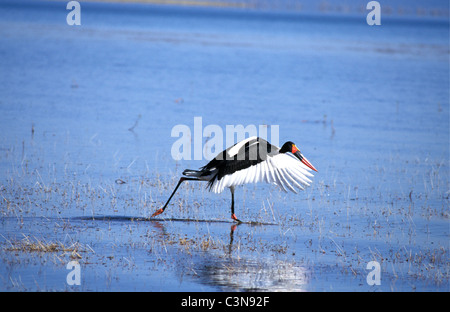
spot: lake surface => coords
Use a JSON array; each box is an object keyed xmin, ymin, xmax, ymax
[{"xmin": 0, "ymin": 0, "xmax": 448, "ymax": 292}]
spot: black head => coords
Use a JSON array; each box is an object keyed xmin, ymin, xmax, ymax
[
  {"xmin": 280, "ymin": 141, "xmax": 298, "ymax": 154},
  {"xmin": 280, "ymin": 141, "xmax": 317, "ymax": 172}
]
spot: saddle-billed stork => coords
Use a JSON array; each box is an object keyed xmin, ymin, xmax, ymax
[{"xmin": 151, "ymin": 136, "xmax": 317, "ymax": 222}]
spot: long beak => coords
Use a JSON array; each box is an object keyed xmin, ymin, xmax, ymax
[{"xmin": 294, "ymin": 151, "xmax": 318, "ymax": 172}]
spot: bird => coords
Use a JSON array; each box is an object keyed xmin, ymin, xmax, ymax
[{"xmin": 151, "ymin": 136, "xmax": 317, "ymax": 222}]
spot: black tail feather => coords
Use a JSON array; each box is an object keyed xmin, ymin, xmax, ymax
[{"xmin": 182, "ymin": 169, "xmax": 202, "ymax": 177}]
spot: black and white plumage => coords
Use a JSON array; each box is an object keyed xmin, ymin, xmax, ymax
[{"xmin": 151, "ymin": 136, "xmax": 317, "ymax": 222}]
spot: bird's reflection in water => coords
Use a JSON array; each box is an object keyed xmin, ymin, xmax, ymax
[{"xmin": 150, "ymin": 221, "xmax": 309, "ymax": 292}]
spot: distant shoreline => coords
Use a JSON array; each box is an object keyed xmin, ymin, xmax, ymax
[
  {"xmin": 59, "ymin": 0, "xmax": 254, "ymax": 9},
  {"xmin": 56, "ymin": 0, "xmax": 449, "ymax": 19}
]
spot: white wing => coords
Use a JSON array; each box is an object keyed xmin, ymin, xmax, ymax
[
  {"xmin": 210, "ymin": 153, "xmax": 314, "ymax": 194},
  {"xmin": 226, "ymin": 136, "xmax": 259, "ymax": 158}
]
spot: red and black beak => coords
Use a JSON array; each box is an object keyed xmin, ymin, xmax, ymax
[{"xmin": 292, "ymin": 145, "xmax": 318, "ymax": 172}]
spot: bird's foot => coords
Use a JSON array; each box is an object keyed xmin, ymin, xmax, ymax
[
  {"xmin": 231, "ymin": 213, "xmax": 242, "ymax": 223},
  {"xmin": 151, "ymin": 208, "xmax": 164, "ymax": 218}
]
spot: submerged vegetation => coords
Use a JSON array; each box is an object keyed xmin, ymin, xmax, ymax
[
  {"xmin": 0, "ymin": 147, "xmax": 448, "ymax": 290},
  {"xmin": 0, "ymin": 108, "xmax": 448, "ymax": 291},
  {"xmin": 3, "ymin": 234, "xmax": 89, "ymax": 261}
]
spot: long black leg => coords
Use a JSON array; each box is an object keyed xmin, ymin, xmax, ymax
[
  {"xmin": 151, "ymin": 177, "xmax": 199, "ymax": 217},
  {"xmin": 231, "ymin": 187, "xmax": 235, "ymax": 215},
  {"xmin": 230, "ymin": 186, "xmax": 242, "ymax": 223}
]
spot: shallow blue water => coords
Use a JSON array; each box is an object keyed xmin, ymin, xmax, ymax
[
  {"xmin": 0, "ymin": 1, "xmax": 448, "ymax": 177},
  {"xmin": 0, "ymin": 0, "xmax": 448, "ymax": 292}
]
